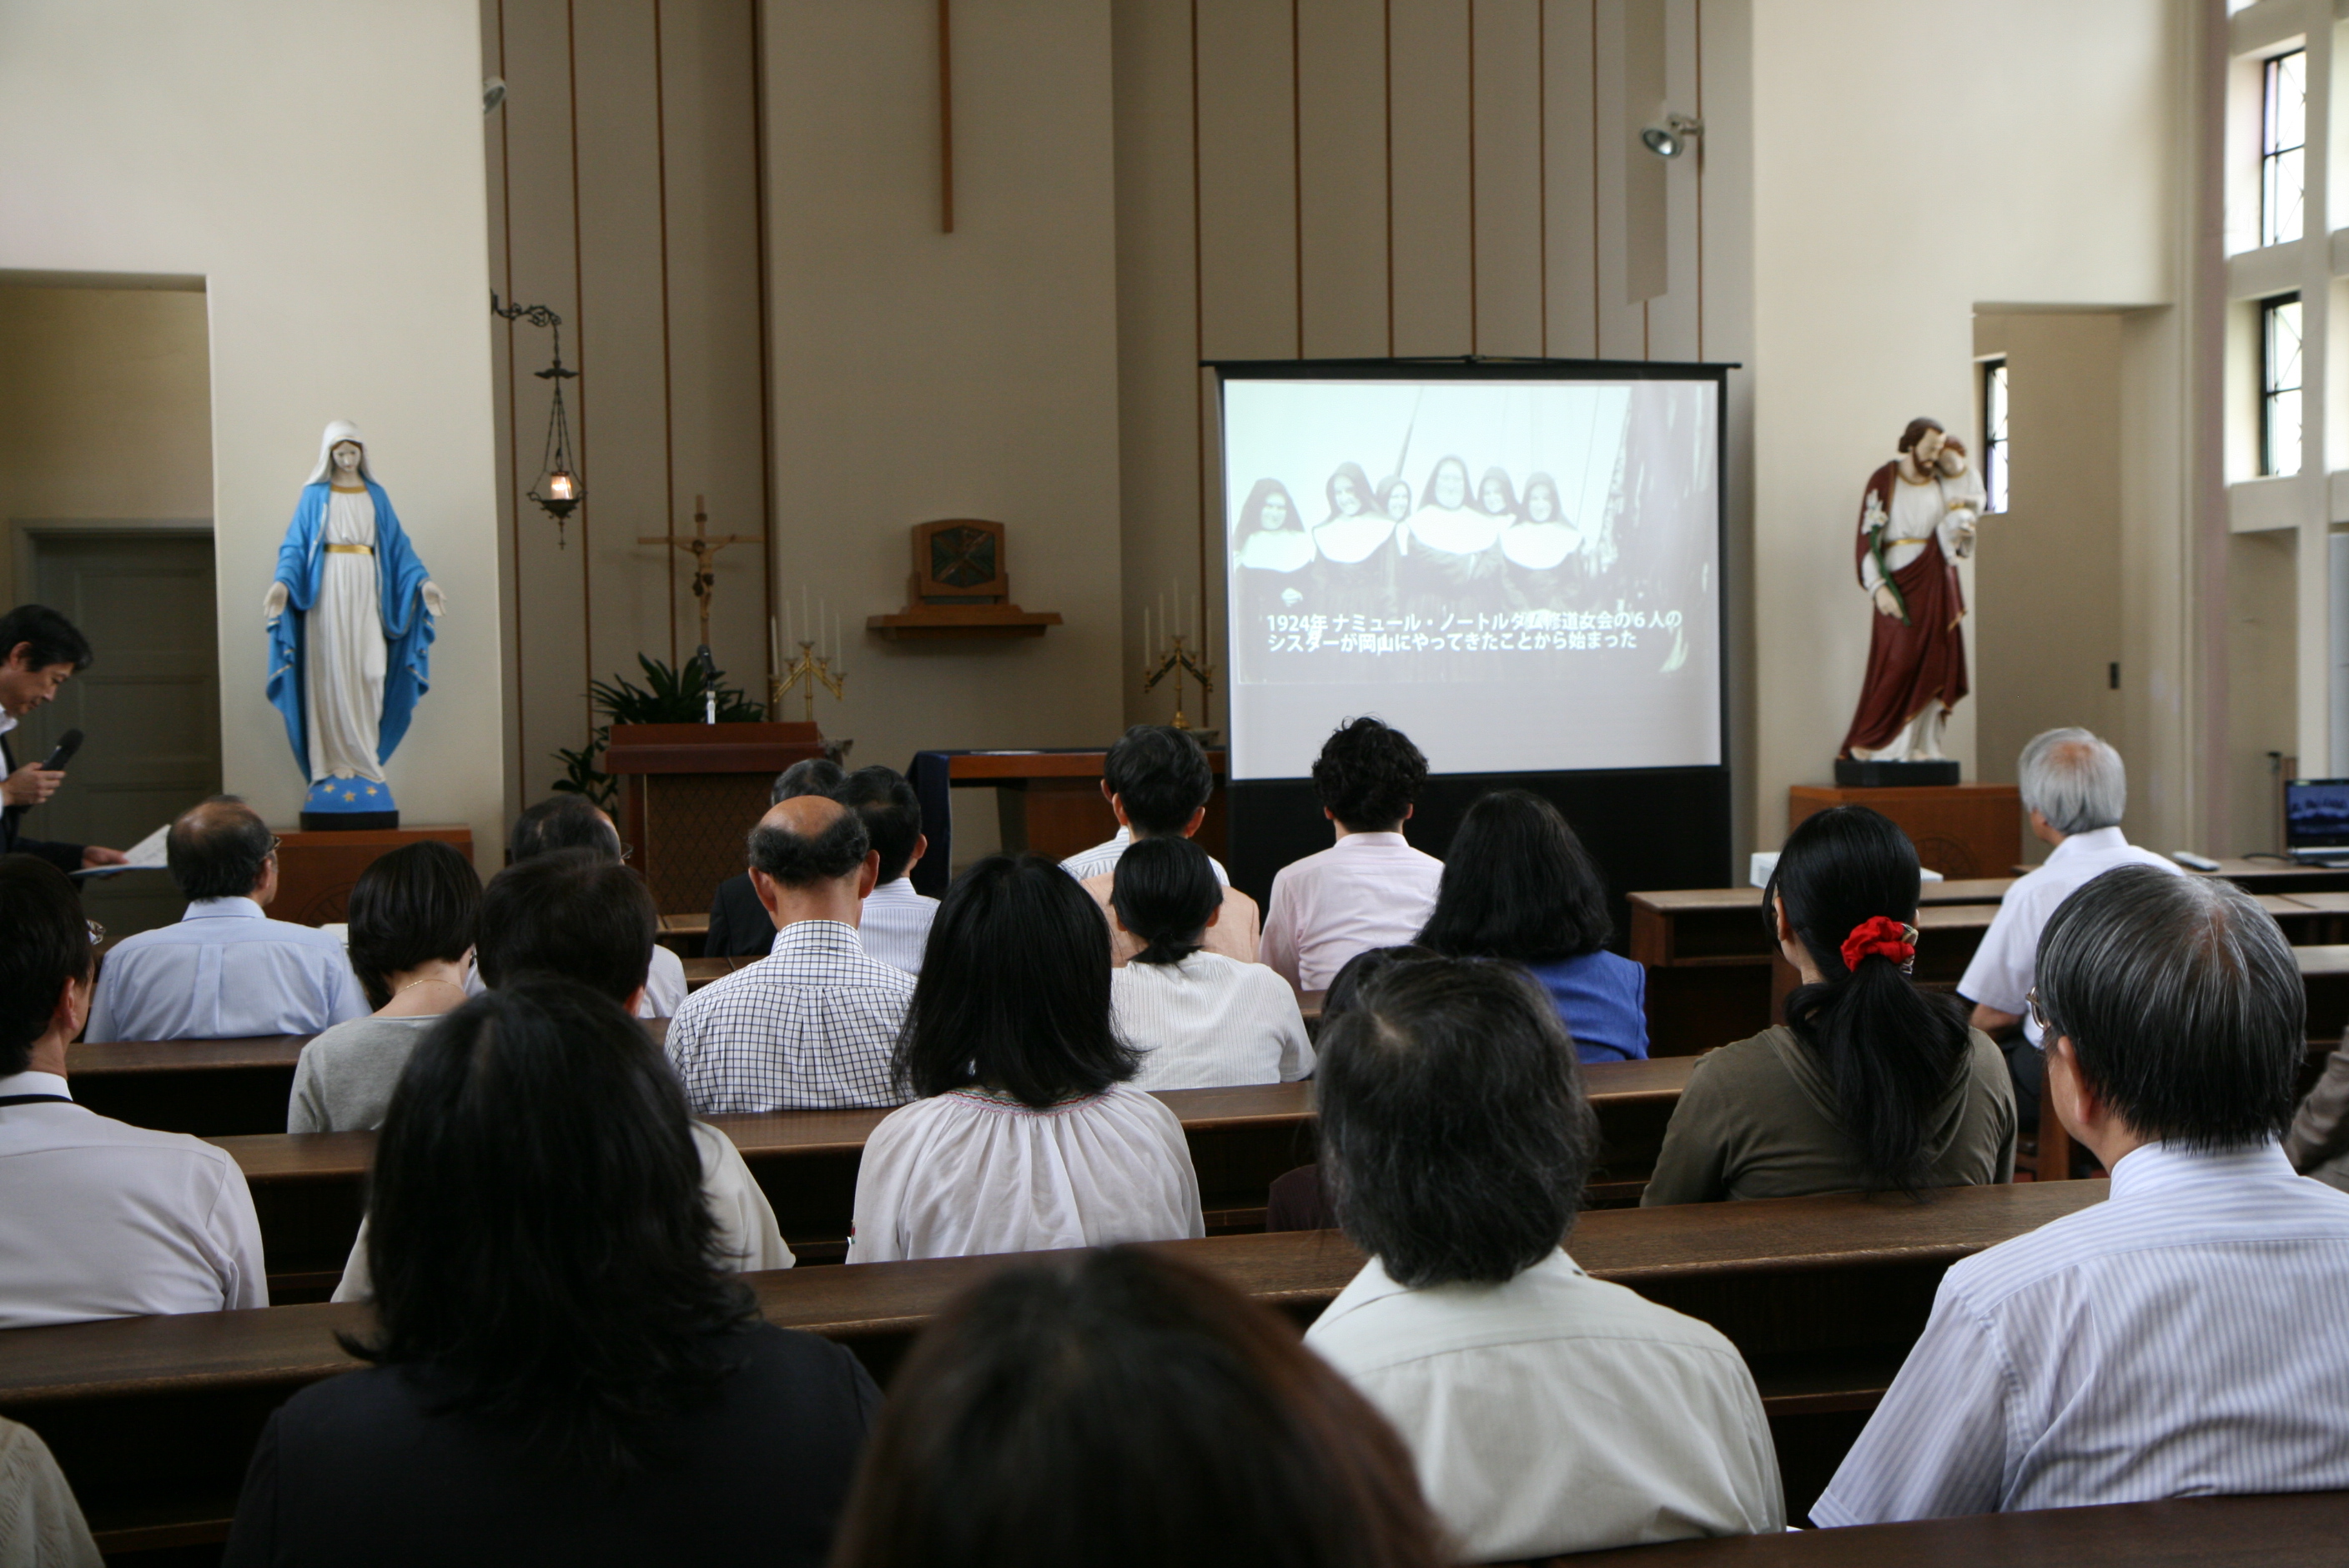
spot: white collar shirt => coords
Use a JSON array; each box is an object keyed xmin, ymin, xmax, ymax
[
  {"xmin": 1305, "ymin": 1249, "xmax": 1783, "ymax": 1560},
  {"xmin": 1110, "ymin": 951, "xmax": 1312, "ymax": 1089},
  {"xmin": 858, "ymin": 877, "xmax": 939, "ymax": 974},
  {"xmin": 1956, "ymin": 827, "xmax": 2183, "ymax": 1042},
  {"xmin": 664, "ymin": 919, "xmax": 915, "ymax": 1113},
  {"xmin": 1259, "ymin": 832, "xmax": 1445, "ymax": 994},
  {"xmin": 461, "ymin": 941, "xmax": 690, "ymax": 1021},
  {"xmin": 85, "ymin": 897, "xmax": 369, "ymax": 1043},
  {"xmin": 1059, "ymin": 826, "xmax": 1230, "ymax": 887},
  {"xmin": 1815, "ymin": 1141, "xmax": 2349, "ymax": 1525},
  {"xmin": 0, "ymin": 1071, "xmax": 268, "ymax": 1327}
]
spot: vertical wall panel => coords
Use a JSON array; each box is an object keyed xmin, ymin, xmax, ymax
[
  {"xmin": 1647, "ymin": 0, "xmax": 1702, "ymax": 359},
  {"xmin": 1592, "ymin": 0, "xmax": 1649, "ymax": 357},
  {"xmin": 1297, "ymin": 0, "xmax": 1391, "ymax": 359},
  {"xmin": 1387, "ymin": 0, "xmax": 1473, "ymax": 354},
  {"xmin": 1471, "ymin": 0, "xmax": 1543, "ymax": 356},
  {"xmin": 1197, "ymin": 0, "xmax": 1300, "ymax": 360},
  {"xmin": 1542, "ymin": 0, "xmax": 1598, "ymax": 358}
]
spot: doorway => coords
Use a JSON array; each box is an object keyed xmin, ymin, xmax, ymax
[{"xmin": 15, "ymin": 527, "xmax": 222, "ymax": 937}]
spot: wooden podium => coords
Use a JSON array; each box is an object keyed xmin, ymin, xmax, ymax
[
  {"xmin": 1788, "ymin": 782, "xmax": 2023, "ymax": 880},
  {"xmin": 605, "ymin": 723, "xmax": 827, "ymax": 914}
]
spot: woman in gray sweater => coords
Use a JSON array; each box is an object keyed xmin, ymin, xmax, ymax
[{"xmin": 287, "ymin": 840, "xmax": 479, "ymax": 1133}]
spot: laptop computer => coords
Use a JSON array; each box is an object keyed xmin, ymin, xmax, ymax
[{"xmin": 2286, "ymin": 778, "xmax": 2349, "ymax": 862}]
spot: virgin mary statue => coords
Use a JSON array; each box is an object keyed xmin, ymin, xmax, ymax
[{"xmin": 264, "ymin": 421, "xmax": 444, "ymax": 828}]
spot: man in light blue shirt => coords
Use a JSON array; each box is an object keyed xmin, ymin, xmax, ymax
[
  {"xmin": 85, "ymin": 797, "xmax": 365, "ymax": 1042},
  {"xmin": 1817, "ymin": 867, "xmax": 2349, "ymax": 1525}
]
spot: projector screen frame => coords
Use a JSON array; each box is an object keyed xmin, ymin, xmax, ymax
[{"xmin": 1203, "ymin": 354, "xmax": 1738, "ymax": 912}]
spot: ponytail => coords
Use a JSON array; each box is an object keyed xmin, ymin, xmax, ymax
[
  {"xmin": 1109, "ymin": 837, "xmax": 1222, "ymax": 968},
  {"xmin": 1767, "ymin": 807, "xmax": 1973, "ymax": 1195}
]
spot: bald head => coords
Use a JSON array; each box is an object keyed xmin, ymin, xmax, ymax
[
  {"xmin": 747, "ymin": 792, "xmax": 875, "ymax": 931},
  {"xmin": 167, "ymin": 795, "xmax": 278, "ymax": 902}
]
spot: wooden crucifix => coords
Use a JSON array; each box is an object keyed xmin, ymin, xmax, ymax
[{"xmin": 640, "ymin": 495, "xmax": 763, "ymax": 650}]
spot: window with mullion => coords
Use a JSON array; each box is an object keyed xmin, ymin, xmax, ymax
[
  {"xmin": 2263, "ymin": 50, "xmax": 2307, "ymax": 249},
  {"xmin": 2263, "ymin": 294, "xmax": 2303, "ymax": 478}
]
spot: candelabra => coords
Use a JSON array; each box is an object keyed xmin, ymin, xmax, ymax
[
  {"xmin": 1143, "ymin": 631, "xmax": 1216, "ymax": 732},
  {"xmin": 771, "ymin": 640, "xmax": 846, "ymax": 724}
]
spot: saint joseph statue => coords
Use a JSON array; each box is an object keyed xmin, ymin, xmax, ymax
[
  {"xmin": 1838, "ymin": 418, "xmax": 1982, "ymax": 763},
  {"xmin": 264, "ymin": 422, "xmax": 445, "ymax": 827}
]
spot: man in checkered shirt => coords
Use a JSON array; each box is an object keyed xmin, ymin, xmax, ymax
[{"xmin": 666, "ymin": 793, "xmax": 915, "ymax": 1113}]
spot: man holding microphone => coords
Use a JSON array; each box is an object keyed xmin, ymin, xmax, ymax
[{"xmin": 0, "ymin": 606, "xmax": 128, "ymax": 872}]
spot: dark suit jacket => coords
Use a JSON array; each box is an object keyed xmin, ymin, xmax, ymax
[
  {"xmin": 705, "ymin": 872, "xmax": 777, "ymax": 957},
  {"xmin": 0, "ymin": 732, "xmax": 83, "ymax": 872}
]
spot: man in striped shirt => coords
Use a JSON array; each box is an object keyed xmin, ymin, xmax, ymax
[{"xmin": 1816, "ymin": 867, "xmax": 2349, "ymax": 1524}]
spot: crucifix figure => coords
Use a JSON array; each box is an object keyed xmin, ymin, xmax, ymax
[{"xmin": 641, "ymin": 494, "xmax": 763, "ymax": 650}]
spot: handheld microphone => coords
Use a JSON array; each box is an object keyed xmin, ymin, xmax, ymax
[{"xmin": 40, "ymin": 729, "xmax": 83, "ymax": 771}]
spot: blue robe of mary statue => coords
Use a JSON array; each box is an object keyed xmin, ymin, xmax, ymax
[{"xmin": 266, "ymin": 421, "xmax": 436, "ymax": 824}]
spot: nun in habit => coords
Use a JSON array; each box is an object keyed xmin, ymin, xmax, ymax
[
  {"xmin": 1501, "ymin": 470, "xmax": 1583, "ymax": 612},
  {"xmin": 1399, "ymin": 455, "xmax": 1506, "ymax": 651},
  {"xmin": 1310, "ymin": 463, "xmax": 1393, "ymax": 606},
  {"xmin": 264, "ymin": 422, "xmax": 445, "ymax": 817},
  {"xmin": 1230, "ymin": 477, "xmax": 1314, "ymax": 679}
]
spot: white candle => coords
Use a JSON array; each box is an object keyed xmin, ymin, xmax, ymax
[
  {"xmin": 1144, "ymin": 603, "xmax": 1152, "ymax": 660},
  {"xmin": 803, "ymin": 585, "xmax": 812, "ymax": 648},
  {"xmin": 769, "ymin": 615, "xmax": 781, "ymax": 675},
  {"xmin": 784, "ymin": 599, "xmax": 792, "ymax": 651},
  {"xmin": 1190, "ymin": 592, "xmax": 1198, "ymax": 643}
]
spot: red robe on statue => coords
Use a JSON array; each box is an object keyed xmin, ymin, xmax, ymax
[{"xmin": 1839, "ymin": 462, "xmax": 1968, "ymax": 758}]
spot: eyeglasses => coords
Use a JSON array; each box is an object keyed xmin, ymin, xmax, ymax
[
  {"xmin": 2026, "ymin": 986, "xmax": 2051, "ymax": 1047},
  {"xmin": 266, "ymin": 835, "xmax": 283, "ymax": 857},
  {"xmin": 83, "ymin": 918, "xmax": 104, "ymax": 946},
  {"xmin": 618, "ymin": 842, "xmax": 636, "ymax": 864}
]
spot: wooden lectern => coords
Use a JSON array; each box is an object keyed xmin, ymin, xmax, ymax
[
  {"xmin": 1788, "ymin": 781, "xmax": 2023, "ymax": 880},
  {"xmin": 604, "ymin": 723, "xmax": 827, "ymax": 914}
]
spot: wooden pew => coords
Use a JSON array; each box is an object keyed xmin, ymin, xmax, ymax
[
  {"xmin": 66, "ymin": 1035, "xmax": 311, "ymax": 1138},
  {"xmin": 0, "ymin": 1181, "xmax": 2104, "ymax": 1555},
  {"xmin": 215, "ymin": 1057, "xmax": 1708, "ymax": 1292},
  {"xmin": 1553, "ymin": 1490, "xmax": 2349, "ymax": 1565}
]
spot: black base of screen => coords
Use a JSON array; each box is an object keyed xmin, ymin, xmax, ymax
[{"xmin": 1227, "ymin": 766, "xmax": 1733, "ymax": 955}]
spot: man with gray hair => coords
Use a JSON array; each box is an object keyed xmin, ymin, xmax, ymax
[
  {"xmin": 1958, "ymin": 727, "xmax": 2180, "ymax": 1121},
  {"xmin": 664, "ymin": 793, "xmax": 913, "ymax": 1113},
  {"xmin": 1818, "ymin": 869, "xmax": 2349, "ymax": 1522}
]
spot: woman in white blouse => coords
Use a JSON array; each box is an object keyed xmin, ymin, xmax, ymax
[
  {"xmin": 848, "ymin": 855, "xmax": 1205, "ymax": 1264},
  {"xmin": 1109, "ymin": 837, "xmax": 1312, "ymax": 1091}
]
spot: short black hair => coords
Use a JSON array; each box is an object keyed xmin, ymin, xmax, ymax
[
  {"xmin": 476, "ymin": 850, "xmax": 655, "ymax": 1003},
  {"xmin": 345, "ymin": 841, "xmax": 483, "ymax": 1009},
  {"xmin": 834, "ymin": 766, "xmax": 923, "ymax": 882},
  {"xmin": 1104, "ymin": 726, "xmax": 1215, "ymax": 837},
  {"xmin": 0, "ymin": 605, "xmax": 93, "ymax": 673},
  {"xmin": 2036, "ymin": 867, "xmax": 2303, "ymax": 1150},
  {"xmin": 827, "ymin": 1246, "xmax": 1447, "ymax": 1568},
  {"xmin": 509, "ymin": 796, "xmax": 621, "ymax": 863},
  {"xmin": 772, "ymin": 757, "xmax": 846, "ymax": 805},
  {"xmin": 1316, "ymin": 957, "xmax": 1596, "ymax": 1286},
  {"xmin": 0, "ymin": 856, "xmax": 93, "ymax": 1075},
  {"xmin": 747, "ymin": 806, "xmax": 870, "ymax": 888},
  {"xmin": 355, "ymin": 980, "xmax": 759, "ymax": 1475},
  {"xmin": 1110, "ymin": 836, "xmax": 1220, "ymax": 967},
  {"xmin": 1417, "ymin": 791, "xmax": 1609, "ymax": 962},
  {"xmin": 1322, "ymin": 944, "xmax": 1434, "ymax": 1024},
  {"xmin": 1310, "ymin": 717, "xmax": 1426, "ymax": 834},
  {"xmin": 165, "ymin": 797, "xmax": 274, "ymax": 902},
  {"xmin": 898, "ymin": 855, "xmax": 1138, "ymax": 1108}
]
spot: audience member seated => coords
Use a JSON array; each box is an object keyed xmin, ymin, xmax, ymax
[
  {"xmin": 1261, "ymin": 718, "xmax": 1443, "ymax": 995},
  {"xmin": 1816, "ymin": 868, "xmax": 2349, "ymax": 1523},
  {"xmin": 497, "ymin": 795, "xmax": 687, "ymax": 1018},
  {"xmin": 0, "ymin": 1416, "xmax": 101, "ymax": 1566},
  {"xmin": 288, "ymin": 840, "xmax": 480, "ymax": 1132},
  {"xmin": 1304, "ymin": 957, "xmax": 1783, "ymax": 1558},
  {"xmin": 1108, "ymin": 837, "xmax": 1310, "ymax": 1089},
  {"xmin": 667, "ymin": 796, "xmax": 913, "ymax": 1113},
  {"xmin": 1416, "ymin": 790, "xmax": 1647, "ymax": 1063},
  {"xmin": 1958, "ymin": 727, "xmax": 2180, "ymax": 1125},
  {"xmin": 334, "ymin": 851, "xmax": 788, "ymax": 1300},
  {"xmin": 827, "ymin": 1245, "xmax": 1446, "ymax": 1568},
  {"xmin": 848, "ymin": 855, "xmax": 1204, "ymax": 1261},
  {"xmin": 706, "ymin": 757, "xmax": 843, "ymax": 958},
  {"xmin": 834, "ymin": 765, "xmax": 938, "ymax": 973},
  {"xmin": 1264, "ymin": 944, "xmax": 1431, "ymax": 1232},
  {"xmin": 224, "ymin": 983, "xmax": 876, "ymax": 1566},
  {"xmin": 1067, "ymin": 726, "xmax": 1258, "ymax": 964},
  {"xmin": 1644, "ymin": 806, "xmax": 2013, "ymax": 1204},
  {"xmin": 0, "ymin": 855, "xmax": 265, "ymax": 1327},
  {"xmin": 84, "ymin": 796, "xmax": 365, "ymax": 1043},
  {"xmin": 2286, "ymin": 1042, "xmax": 2349, "ymax": 1191}
]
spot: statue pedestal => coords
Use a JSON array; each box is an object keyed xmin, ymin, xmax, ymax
[
  {"xmin": 274, "ymin": 825, "xmax": 474, "ymax": 926},
  {"xmin": 1789, "ymin": 782, "xmax": 2021, "ymax": 880},
  {"xmin": 1833, "ymin": 758, "xmax": 1959, "ymax": 788}
]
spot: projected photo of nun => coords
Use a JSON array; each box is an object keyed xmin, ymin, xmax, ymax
[
  {"xmin": 1231, "ymin": 478, "xmax": 1313, "ymax": 681},
  {"xmin": 1501, "ymin": 471, "xmax": 1584, "ymax": 612},
  {"xmin": 1309, "ymin": 460, "xmax": 1395, "ymax": 636}
]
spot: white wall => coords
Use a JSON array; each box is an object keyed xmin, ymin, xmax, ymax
[
  {"xmin": 0, "ymin": 2, "xmax": 505, "ymax": 847},
  {"xmin": 1748, "ymin": 0, "xmax": 2180, "ymax": 844}
]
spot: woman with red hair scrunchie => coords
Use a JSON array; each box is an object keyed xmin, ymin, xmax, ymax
[{"xmin": 1642, "ymin": 806, "xmax": 2016, "ymax": 1205}]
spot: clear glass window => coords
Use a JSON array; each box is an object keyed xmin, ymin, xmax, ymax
[
  {"xmin": 1981, "ymin": 359, "xmax": 2009, "ymax": 515},
  {"xmin": 2264, "ymin": 293, "xmax": 2303, "ymax": 478},
  {"xmin": 2263, "ymin": 50, "xmax": 2306, "ymax": 248}
]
